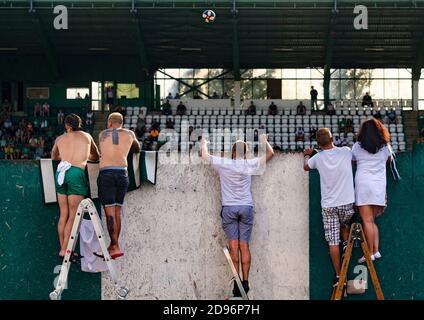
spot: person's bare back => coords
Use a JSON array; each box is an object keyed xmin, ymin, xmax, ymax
[
  {"xmin": 99, "ymin": 128, "xmax": 140, "ymax": 168},
  {"xmin": 52, "ymin": 131, "xmax": 98, "ymax": 169}
]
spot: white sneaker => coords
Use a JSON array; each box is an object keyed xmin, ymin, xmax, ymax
[
  {"xmin": 358, "ymin": 255, "xmax": 375, "ymax": 264},
  {"xmin": 373, "ymin": 251, "xmax": 382, "ymax": 259}
]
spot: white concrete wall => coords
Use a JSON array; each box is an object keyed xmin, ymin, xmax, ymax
[{"xmin": 102, "ymin": 153, "xmax": 309, "ymax": 300}]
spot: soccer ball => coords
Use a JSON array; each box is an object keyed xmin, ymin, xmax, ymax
[{"xmin": 202, "ymin": 10, "xmax": 216, "ymax": 23}]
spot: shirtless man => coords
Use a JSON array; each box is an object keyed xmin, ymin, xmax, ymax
[
  {"xmin": 97, "ymin": 112, "xmax": 141, "ymax": 259},
  {"xmin": 51, "ymin": 113, "xmax": 100, "ymax": 257}
]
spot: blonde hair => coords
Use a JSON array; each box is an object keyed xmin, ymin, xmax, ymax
[
  {"xmin": 316, "ymin": 128, "xmax": 333, "ymax": 147},
  {"xmin": 108, "ymin": 112, "xmax": 123, "ymax": 125}
]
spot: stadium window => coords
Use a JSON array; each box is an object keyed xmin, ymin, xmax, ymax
[
  {"xmin": 281, "ymin": 80, "xmax": 296, "ymax": 99},
  {"xmin": 66, "ymin": 88, "xmax": 89, "ymax": 99},
  {"xmin": 384, "ymin": 69, "xmax": 399, "ymax": 78},
  {"xmin": 253, "ymin": 69, "xmax": 267, "ymax": 78},
  {"xmin": 26, "ymin": 87, "xmax": 49, "ymax": 99},
  {"xmin": 296, "ymin": 79, "xmax": 311, "ymax": 99},
  {"xmin": 370, "ymin": 69, "xmax": 384, "ymax": 78},
  {"xmin": 311, "ymin": 69, "xmax": 324, "ymax": 78},
  {"xmin": 208, "ymin": 69, "xmax": 224, "ymax": 78},
  {"xmin": 398, "ymin": 68, "xmax": 411, "ymax": 79},
  {"xmin": 180, "ymin": 69, "xmax": 194, "ymax": 78},
  {"xmin": 163, "ymin": 79, "xmax": 179, "ymax": 99},
  {"xmin": 252, "ymin": 80, "xmax": 267, "ymax": 99},
  {"xmin": 242, "ymin": 69, "xmax": 253, "ymax": 78},
  {"xmin": 208, "ymin": 80, "xmax": 223, "ymax": 97},
  {"xmin": 163, "ymin": 69, "xmax": 180, "ymax": 78},
  {"xmin": 180, "ymin": 80, "xmax": 194, "ymax": 98},
  {"xmin": 399, "ymin": 80, "xmax": 412, "ymax": 100},
  {"xmin": 241, "ymin": 80, "xmax": 253, "ymax": 100},
  {"xmin": 282, "ymin": 69, "xmax": 296, "ymax": 79},
  {"xmin": 296, "ymin": 69, "xmax": 311, "ymax": 79},
  {"xmin": 370, "ymin": 79, "xmax": 384, "ymax": 99},
  {"xmin": 340, "ymin": 79, "xmax": 355, "ymax": 100},
  {"xmin": 384, "ymin": 79, "xmax": 399, "ymax": 99},
  {"xmin": 117, "ymin": 84, "xmax": 139, "ymax": 99},
  {"xmin": 194, "ymin": 69, "xmax": 209, "ymax": 79},
  {"xmin": 223, "ymin": 80, "xmax": 235, "ymax": 97}
]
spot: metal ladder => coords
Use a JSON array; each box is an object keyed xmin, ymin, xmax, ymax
[{"xmin": 49, "ymin": 198, "xmax": 129, "ymax": 300}]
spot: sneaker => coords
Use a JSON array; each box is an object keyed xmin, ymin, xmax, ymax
[
  {"xmin": 358, "ymin": 254, "xmax": 375, "ymax": 264},
  {"xmin": 332, "ymin": 276, "xmax": 340, "ymax": 288},
  {"xmin": 373, "ymin": 251, "xmax": 382, "ymax": 259}
]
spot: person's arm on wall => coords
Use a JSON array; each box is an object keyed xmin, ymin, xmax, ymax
[
  {"xmin": 259, "ymin": 133, "xmax": 274, "ymax": 166},
  {"xmin": 200, "ymin": 138, "xmax": 211, "ymax": 163},
  {"xmin": 303, "ymin": 148, "xmax": 316, "ymax": 171},
  {"xmin": 129, "ymin": 130, "xmax": 141, "ymax": 154}
]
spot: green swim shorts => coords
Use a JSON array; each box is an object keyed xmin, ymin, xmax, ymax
[{"xmin": 55, "ymin": 166, "xmax": 88, "ymax": 196}]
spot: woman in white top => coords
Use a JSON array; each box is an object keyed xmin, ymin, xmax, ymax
[{"xmin": 352, "ymin": 118, "xmax": 392, "ymax": 263}]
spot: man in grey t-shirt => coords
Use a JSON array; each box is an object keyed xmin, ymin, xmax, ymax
[{"xmin": 201, "ymin": 134, "xmax": 274, "ymax": 297}]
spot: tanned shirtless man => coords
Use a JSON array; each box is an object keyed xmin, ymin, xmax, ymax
[
  {"xmin": 97, "ymin": 112, "xmax": 141, "ymax": 259},
  {"xmin": 51, "ymin": 113, "xmax": 100, "ymax": 257}
]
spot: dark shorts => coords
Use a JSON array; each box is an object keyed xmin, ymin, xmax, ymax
[
  {"xmin": 221, "ymin": 205, "xmax": 254, "ymax": 243},
  {"xmin": 97, "ymin": 168, "xmax": 129, "ymax": 207}
]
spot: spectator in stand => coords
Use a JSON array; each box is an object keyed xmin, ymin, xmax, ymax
[
  {"xmin": 310, "ymin": 86, "xmax": 318, "ymax": 111},
  {"xmin": 387, "ymin": 109, "xmax": 397, "ymax": 124},
  {"xmin": 166, "ymin": 117, "xmax": 175, "ymax": 129},
  {"xmin": 176, "ymin": 101, "xmax": 187, "ymax": 116},
  {"xmin": 166, "ymin": 92, "xmax": 173, "ymax": 100},
  {"xmin": 86, "ymin": 108, "xmax": 94, "ymax": 133},
  {"xmin": 33, "ymin": 117, "xmax": 41, "ymax": 135},
  {"xmin": 268, "ymin": 101, "xmax": 278, "ymax": 116},
  {"xmin": 161, "ymin": 99, "xmax": 172, "ymax": 115},
  {"xmin": 222, "ymin": 92, "xmax": 230, "ymax": 99},
  {"xmin": 362, "ymin": 92, "xmax": 374, "ymax": 108},
  {"xmin": 174, "ymin": 92, "xmax": 181, "ymax": 99},
  {"xmin": 345, "ymin": 118, "xmax": 353, "ymax": 133},
  {"xmin": 246, "ymin": 101, "xmax": 257, "ymax": 115},
  {"xmin": 29, "ymin": 136, "xmax": 38, "ymax": 154},
  {"xmin": 338, "ymin": 117, "xmax": 347, "ymax": 134},
  {"xmin": 3, "ymin": 117, "xmax": 13, "ymax": 133},
  {"xmin": 296, "ymin": 101, "xmax": 306, "ymax": 116},
  {"xmin": 4, "ymin": 143, "xmax": 14, "ymax": 160},
  {"xmin": 106, "ymin": 85, "xmax": 114, "ymax": 109},
  {"xmin": 211, "ymin": 92, "xmax": 219, "ymax": 99},
  {"xmin": 40, "ymin": 116, "xmax": 49, "ymax": 132},
  {"xmin": 42, "ymin": 102, "xmax": 50, "ymax": 117},
  {"xmin": 193, "ymin": 91, "xmax": 202, "ymax": 99},
  {"xmin": 0, "ymin": 146, "xmax": 4, "ymax": 159},
  {"xmin": 57, "ymin": 110, "xmax": 65, "ymax": 125},
  {"xmin": 34, "ymin": 103, "xmax": 42, "ymax": 117},
  {"xmin": 76, "ymin": 92, "xmax": 83, "ymax": 99},
  {"xmin": 114, "ymin": 105, "xmax": 126, "ymax": 118},
  {"xmin": 334, "ymin": 135, "xmax": 342, "ymax": 147},
  {"xmin": 295, "ymin": 127, "xmax": 305, "ymax": 142},
  {"xmin": 326, "ymin": 103, "xmax": 336, "ymax": 116},
  {"xmin": 310, "ymin": 127, "xmax": 317, "ymax": 142}
]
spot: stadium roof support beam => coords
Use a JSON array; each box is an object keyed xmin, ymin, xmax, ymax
[
  {"xmin": 323, "ymin": 1, "xmax": 338, "ymax": 108},
  {"xmin": 131, "ymin": 10, "xmax": 151, "ymax": 77},
  {"xmin": 232, "ymin": 1, "xmax": 240, "ymax": 81},
  {"xmin": 29, "ymin": 11, "xmax": 59, "ymax": 79}
]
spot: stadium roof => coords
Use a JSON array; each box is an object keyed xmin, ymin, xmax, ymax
[{"xmin": 1, "ymin": 1, "xmax": 424, "ymax": 80}]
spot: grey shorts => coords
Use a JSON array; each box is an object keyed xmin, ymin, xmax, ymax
[{"xmin": 221, "ymin": 205, "xmax": 254, "ymax": 243}]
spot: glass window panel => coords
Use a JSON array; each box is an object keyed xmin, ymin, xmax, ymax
[
  {"xmin": 398, "ymin": 80, "xmax": 411, "ymax": 99},
  {"xmin": 266, "ymin": 69, "xmax": 282, "ymax": 78},
  {"xmin": 180, "ymin": 79, "xmax": 194, "ymax": 98},
  {"xmin": 223, "ymin": 80, "xmax": 234, "ymax": 97},
  {"xmin": 355, "ymin": 69, "xmax": 370, "ymax": 79},
  {"xmin": 252, "ymin": 80, "xmax": 267, "ymax": 99},
  {"xmin": 311, "ymin": 68, "xmax": 324, "ymax": 78},
  {"xmin": 419, "ymin": 79, "xmax": 424, "ymax": 99},
  {"xmin": 117, "ymin": 84, "xmax": 139, "ymax": 99},
  {"xmin": 370, "ymin": 69, "xmax": 384, "ymax": 78},
  {"xmin": 164, "ymin": 79, "xmax": 179, "ymax": 99},
  {"xmin": 399, "ymin": 69, "xmax": 411, "ymax": 79},
  {"xmin": 341, "ymin": 79, "xmax": 355, "ymax": 100},
  {"xmin": 369, "ymin": 79, "xmax": 384, "ymax": 99},
  {"xmin": 296, "ymin": 69, "xmax": 311, "ymax": 79},
  {"xmin": 242, "ymin": 69, "xmax": 253, "ymax": 78},
  {"xmin": 296, "ymin": 79, "xmax": 312, "ymax": 99},
  {"xmin": 194, "ymin": 69, "xmax": 209, "ymax": 79},
  {"xmin": 180, "ymin": 69, "xmax": 194, "ymax": 78},
  {"xmin": 164, "ymin": 69, "xmax": 180, "ymax": 78},
  {"xmin": 419, "ymin": 100, "xmax": 424, "ymax": 110},
  {"xmin": 208, "ymin": 69, "xmax": 224, "ymax": 78},
  {"xmin": 208, "ymin": 80, "xmax": 223, "ymax": 96},
  {"xmin": 253, "ymin": 69, "xmax": 267, "ymax": 78},
  {"xmin": 331, "ymin": 69, "xmax": 340, "ymax": 79},
  {"xmin": 340, "ymin": 69, "xmax": 355, "ymax": 79},
  {"xmin": 281, "ymin": 80, "xmax": 296, "ymax": 99},
  {"xmin": 355, "ymin": 79, "xmax": 370, "ymax": 100},
  {"xmin": 241, "ymin": 80, "xmax": 252, "ymax": 100},
  {"xmin": 282, "ymin": 69, "xmax": 296, "ymax": 79},
  {"xmin": 384, "ymin": 69, "xmax": 399, "ymax": 78},
  {"xmin": 384, "ymin": 80, "xmax": 399, "ymax": 99},
  {"xmin": 193, "ymin": 80, "xmax": 208, "ymax": 98},
  {"xmin": 66, "ymin": 88, "xmax": 89, "ymax": 99},
  {"xmin": 330, "ymin": 79, "xmax": 341, "ymax": 100}
]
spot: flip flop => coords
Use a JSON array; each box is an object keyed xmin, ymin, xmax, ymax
[{"xmin": 110, "ymin": 252, "xmax": 124, "ymax": 260}]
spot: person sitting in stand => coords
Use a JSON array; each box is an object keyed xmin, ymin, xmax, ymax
[
  {"xmin": 166, "ymin": 118, "xmax": 175, "ymax": 129},
  {"xmin": 34, "ymin": 103, "xmax": 41, "ymax": 117},
  {"xmin": 387, "ymin": 109, "xmax": 397, "ymax": 124},
  {"xmin": 268, "ymin": 101, "xmax": 278, "ymax": 116},
  {"xmin": 161, "ymin": 99, "xmax": 172, "ymax": 115},
  {"xmin": 174, "ymin": 92, "xmax": 181, "ymax": 99},
  {"xmin": 211, "ymin": 92, "xmax": 219, "ymax": 99},
  {"xmin": 42, "ymin": 102, "xmax": 50, "ymax": 117},
  {"xmin": 222, "ymin": 92, "xmax": 230, "ymax": 99},
  {"xmin": 338, "ymin": 117, "xmax": 347, "ymax": 134},
  {"xmin": 295, "ymin": 127, "xmax": 305, "ymax": 142},
  {"xmin": 362, "ymin": 92, "xmax": 374, "ymax": 107},
  {"xmin": 176, "ymin": 101, "xmax": 187, "ymax": 116},
  {"xmin": 296, "ymin": 101, "xmax": 307, "ymax": 116},
  {"xmin": 326, "ymin": 103, "xmax": 336, "ymax": 116},
  {"xmin": 166, "ymin": 92, "xmax": 173, "ymax": 100},
  {"xmin": 345, "ymin": 118, "xmax": 353, "ymax": 133},
  {"xmin": 245, "ymin": 101, "xmax": 256, "ymax": 115},
  {"xmin": 310, "ymin": 127, "xmax": 317, "ymax": 142},
  {"xmin": 193, "ymin": 91, "xmax": 202, "ymax": 99}
]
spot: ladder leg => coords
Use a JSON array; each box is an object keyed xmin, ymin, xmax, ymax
[
  {"xmin": 332, "ymin": 224, "xmax": 354, "ymax": 300},
  {"xmin": 49, "ymin": 200, "xmax": 85, "ymax": 300},
  {"xmin": 358, "ymin": 224, "xmax": 385, "ymax": 300},
  {"xmin": 85, "ymin": 199, "xmax": 129, "ymax": 300},
  {"xmin": 223, "ymin": 247, "xmax": 249, "ymax": 300}
]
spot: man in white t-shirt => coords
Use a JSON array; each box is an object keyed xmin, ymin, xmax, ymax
[
  {"xmin": 201, "ymin": 134, "xmax": 274, "ymax": 297},
  {"xmin": 303, "ymin": 128, "xmax": 355, "ymax": 288}
]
